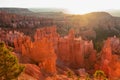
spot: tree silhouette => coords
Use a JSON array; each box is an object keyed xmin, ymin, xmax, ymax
[{"xmin": 0, "ymin": 42, "xmax": 24, "ymax": 80}]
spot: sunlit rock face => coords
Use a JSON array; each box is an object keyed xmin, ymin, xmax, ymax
[
  {"xmin": 12, "ymin": 26, "xmax": 120, "ymax": 79},
  {"xmin": 34, "ymin": 26, "xmax": 60, "ymax": 51},
  {"xmin": 101, "ymin": 38, "xmax": 112, "ymax": 61},
  {"xmin": 14, "ymin": 35, "xmax": 57, "ymax": 75},
  {"xmin": 14, "ymin": 36, "xmax": 31, "ymax": 53},
  {"xmin": 110, "ymin": 38, "xmax": 120, "ymax": 79},
  {"xmin": 57, "ymin": 29, "xmax": 96, "ymax": 73},
  {"xmin": 100, "ymin": 37, "xmax": 120, "ymax": 79},
  {"xmin": 34, "ymin": 27, "xmax": 97, "ymax": 71},
  {"xmin": 24, "ymin": 64, "xmax": 44, "ymax": 80},
  {"xmin": 34, "ymin": 26, "xmax": 59, "ymax": 41},
  {"xmin": 18, "ymin": 64, "xmax": 45, "ymax": 80},
  {"xmin": 109, "ymin": 55, "xmax": 120, "ymax": 79},
  {"xmin": 14, "ymin": 26, "xmax": 97, "ymax": 75},
  {"xmin": 34, "ymin": 27, "xmax": 97, "ymax": 74},
  {"xmin": 31, "ymin": 38, "xmax": 57, "ymax": 74},
  {"xmin": 100, "ymin": 38, "xmax": 113, "ymax": 77}
]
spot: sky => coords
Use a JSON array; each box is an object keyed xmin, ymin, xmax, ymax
[{"xmin": 0, "ymin": 0, "xmax": 120, "ymax": 14}]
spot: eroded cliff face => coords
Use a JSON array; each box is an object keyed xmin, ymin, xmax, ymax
[
  {"xmin": 18, "ymin": 64, "xmax": 44, "ymax": 80},
  {"xmin": 96, "ymin": 37, "xmax": 120, "ymax": 79},
  {"xmin": 14, "ymin": 26, "xmax": 97, "ymax": 75},
  {"xmin": 1, "ymin": 10, "xmax": 120, "ymax": 79},
  {"xmin": 14, "ymin": 35, "xmax": 57, "ymax": 75},
  {"xmin": 110, "ymin": 36, "xmax": 120, "ymax": 54},
  {"xmin": 57, "ymin": 29, "xmax": 96, "ymax": 72},
  {"xmin": 13, "ymin": 26, "xmax": 120, "ymax": 79},
  {"xmin": 34, "ymin": 27, "xmax": 97, "ymax": 74},
  {"xmin": 0, "ymin": 28, "xmax": 24, "ymax": 47},
  {"xmin": 100, "ymin": 39, "xmax": 112, "ymax": 77}
]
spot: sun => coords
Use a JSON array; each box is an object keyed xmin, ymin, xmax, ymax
[
  {"xmin": 68, "ymin": 9, "xmax": 92, "ymax": 15},
  {"xmin": 66, "ymin": 7, "xmax": 94, "ymax": 15}
]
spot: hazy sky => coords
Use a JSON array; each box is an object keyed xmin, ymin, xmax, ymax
[{"xmin": 0, "ymin": 0, "xmax": 120, "ymax": 14}]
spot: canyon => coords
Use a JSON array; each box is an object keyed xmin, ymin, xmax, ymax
[
  {"xmin": 12, "ymin": 26, "xmax": 120, "ymax": 79},
  {"xmin": 1, "ymin": 8, "xmax": 120, "ymax": 79}
]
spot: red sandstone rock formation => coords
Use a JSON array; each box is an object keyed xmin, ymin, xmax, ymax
[
  {"xmin": 34, "ymin": 26, "xmax": 59, "ymax": 41},
  {"xmin": 12, "ymin": 26, "xmax": 120, "ymax": 79},
  {"xmin": 31, "ymin": 38, "xmax": 57, "ymax": 74},
  {"xmin": 18, "ymin": 64, "xmax": 45, "ymax": 80},
  {"xmin": 110, "ymin": 36, "xmax": 120, "ymax": 54},
  {"xmin": 0, "ymin": 11, "xmax": 53, "ymax": 28},
  {"xmin": 0, "ymin": 28, "xmax": 6, "ymax": 42},
  {"xmin": 34, "ymin": 26, "xmax": 60, "ymax": 51},
  {"xmin": 14, "ymin": 36, "xmax": 31, "ymax": 53},
  {"xmin": 100, "ymin": 37, "xmax": 120, "ymax": 79},
  {"xmin": 0, "ymin": 28, "xmax": 24, "ymax": 46},
  {"xmin": 14, "ymin": 26, "xmax": 97, "ymax": 77},
  {"xmin": 34, "ymin": 27, "xmax": 97, "ymax": 73},
  {"xmin": 57, "ymin": 29, "xmax": 96, "ymax": 71},
  {"xmin": 101, "ymin": 38, "xmax": 112, "ymax": 62},
  {"xmin": 100, "ymin": 38, "xmax": 112, "ymax": 77},
  {"xmin": 14, "ymin": 35, "xmax": 57, "ymax": 74},
  {"xmin": 24, "ymin": 64, "xmax": 44, "ymax": 80},
  {"xmin": 110, "ymin": 55, "xmax": 120, "ymax": 79}
]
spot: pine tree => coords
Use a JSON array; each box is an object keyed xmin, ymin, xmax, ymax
[
  {"xmin": 94, "ymin": 70, "xmax": 107, "ymax": 80},
  {"xmin": 0, "ymin": 42, "xmax": 24, "ymax": 80}
]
